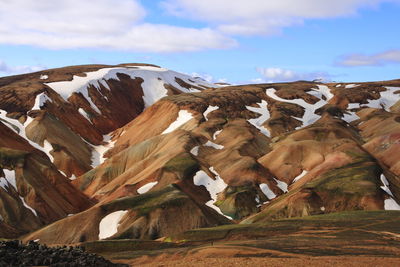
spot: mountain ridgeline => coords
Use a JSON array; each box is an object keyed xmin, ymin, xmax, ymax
[{"xmin": 0, "ymin": 63, "xmax": 399, "ymax": 245}]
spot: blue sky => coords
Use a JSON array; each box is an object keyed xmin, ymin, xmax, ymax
[{"xmin": 0, "ymin": 0, "xmax": 399, "ymax": 84}]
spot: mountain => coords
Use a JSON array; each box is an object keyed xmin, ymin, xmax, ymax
[
  {"xmin": 0, "ymin": 63, "xmax": 216, "ymax": 238},
  {"xmin": 0, "ymin": 64, "xmax": 399, "ymax": 253}
]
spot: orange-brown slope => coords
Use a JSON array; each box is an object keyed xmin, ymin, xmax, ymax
[{"xmin": 12, "ymin": 72, "xmax": 400, "ymax": 243}]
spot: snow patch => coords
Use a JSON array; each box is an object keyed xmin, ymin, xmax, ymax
[
  {"xmin": 380, "ymin": 174, "xmax": 400, "ymax": 210},
  {"xmin": 137, "ymin": 181, "xmax": 158, "ymax": 194},
  {"xmin": 0, "ymin": 177, "xmax": 8, "ymax": 191},
  {"xmin": 40, "ymin": 74, "xmax": 48, "ymax": 80},
  {"xmin": 343, "ymin": 103, "xmax": 361, "ymax": 123},
  {"xmin": 0, "ymin": 169, "xmax": 17, "ymax": 191},
  {"xmin": 380, "ymin": 174, "xmax": 394, "ymax": 197},
  {"xmin": 45, "ymin": 68, "xmax": 113, "ymax": 114},
  {"xmin": 42, "ymin": 140, "xmax": 54, "ymax": 162},
  {"xmin": 345, "ymin": 84, "xmax": 359, "ymax": 88},
  {"xmin": 246, "ymin": 100, "xmax": 271, "ymax": 137},
  {"xmin": 90, "ymin": 134, "xmax": 116, "ymax": 167},
  {"xmin": 193, "ymin": 169, "xmax": 232, "ymax": 219},
  {"xmin": 162, "ymin": 110, "xmax": 194, "ymax": 134},
  {"xmin": 384, "ymin": 198, "xmax": 400, "ymax": 210},
  {"xmin": 348, "ymin": 103, "xmax": 360, "ymax": 109},
  {"xmin": 19, "ymin": 196, "xmax": 38, "ymax": 216},
  {"xmin": 203, "ymin": 105, "xmax": 219, "ymax": 121},
  {"xmin": 366, "ymin": 87, "xmax": 400, "ymax": 111},
  {"xmin": 315, "ymin": 84, "xmax": 334, "ymax": 100},
  {"xmin": 292, "ymin": 170, "xmax": 308, "ymax": 183},
  {"xmin": 274, "ymin": 178, "xmax": 288, "ymax": 193},
  {"xmin": 343, "ymin": 111, "xmax": 360, "ymax": 123},
  {"xmin": 259, "ymin": 183, "xmax": 277, "ymax": 200},
  {"xmin": 78, "ymin": 108, "xmax": 91, "ymax": 122},
  {"xmin": 212, "ymin": 130, "xmax": 222, "ymax": 140},
  {"xmin": 204, "ymin": 140, "xmax": 224, "ymax": 150},
  {"xmin": 0, "ymin": 110, "xmax": 54, "ymax": 161},
  {"xmin": 98, "ymin": 210, "xmax": 128, "ymax": 240},
  {"xmin": 266, "ymin": 85, "xmax": 333, "ymax": 129},
  {"xmin": 190, "ymin": 146, "xmax": 199, "ymax": 156},
  {"xmin": 32, "ymin": 93, "xmax": 52, "ymax": 110}
]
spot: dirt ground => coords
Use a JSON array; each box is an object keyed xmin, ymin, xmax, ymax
[{"xmin": 118, "ymin": 255, "xmax": 400, "ymax": 267}]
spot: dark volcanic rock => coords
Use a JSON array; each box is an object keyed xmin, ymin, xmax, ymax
[{"xmin": 0, "ymin": 240, "xmax": 127, "ymax": 267}]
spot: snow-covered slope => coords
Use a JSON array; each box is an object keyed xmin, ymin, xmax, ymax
[{"xmin": 45, "ymin": 65, "xmax": 216, "ymax": 109}]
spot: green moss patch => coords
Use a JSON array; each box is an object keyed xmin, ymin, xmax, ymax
[
  {"xmin": 163, "ymin": 153, "xmax": 199, "ymax": 180},
  {"xmin": 306, "ymin": 160, "xmax": 381, "ymax": 197},
  {"xmin": 103, "ymin": 185, "xmax": 189, "ymax": 217}
]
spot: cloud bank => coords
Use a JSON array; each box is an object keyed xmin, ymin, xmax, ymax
[
  {"xmin": 161, "ymin": 0, "xmax": 399, "ymax": 36},
  {"xmin": 0, "ymin": 0, "xmax": 235, "ymax": 52},
  {"xmin": 0, "ymin": 0, "xmax": 398, "ymax": 52},
  {"xmin": 0, "ymin": 60, "xmax": 45, "ymax": 76},
  {"xmin": 256, "ymin": 67, "xmax": 332, "ymax": 82},
  {"xmin": 336, "ymin": 49, "xmax": 400, "ymax": 66}
]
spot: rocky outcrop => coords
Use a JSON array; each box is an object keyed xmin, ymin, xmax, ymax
[{"xmin": 0, "ymin": 240, "xmax": 126, "ymax": 266}]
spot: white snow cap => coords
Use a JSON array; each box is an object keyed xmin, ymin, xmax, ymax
[{"xmin": 45, "ymin": 66, "xmax": 217, "ymax": 111}]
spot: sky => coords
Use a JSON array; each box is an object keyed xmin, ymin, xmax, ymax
[{"xmin": 0, "ymin": 0, "xmax": 400, "ymax": 84}]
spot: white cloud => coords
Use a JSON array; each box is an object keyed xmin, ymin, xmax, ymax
[
  {"xmin": 256, "ymin": 67, "xmax": 332, "ymax": 82},
  {"xmin": 336, "ymin": 49, "xmax": 400, "ymax": 66},
  {"xmin": 0, "ymin": 60, "xmax": 45, "ymax": 76},
  {"xmin": 0, "ymin": 0, "xmax": 236, "ymax": 52},
  {"xmin": 161, "ymin": 0, "xmax": 399, "ymax": 35},
  {"xmin": 1, "ymin": 1, "xmax": 398, "ymax": 52},
  {"xmin": 191, "ymin": 72, "xmax": 230, "ymax": 84}
]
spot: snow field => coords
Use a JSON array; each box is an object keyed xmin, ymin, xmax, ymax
[{"xmin": 45, "ymin": 66, "xmax": 217, "ymax": 113}]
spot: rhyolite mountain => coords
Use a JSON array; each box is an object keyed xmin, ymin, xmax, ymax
[{"xmin": 0, "ymin": 63, "xmax": 399, "ymax": 244}]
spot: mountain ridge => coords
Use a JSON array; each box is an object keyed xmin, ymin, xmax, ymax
[{"xmin": 0, "ymin": 63, "xmax": 399, "ymax": 247}]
